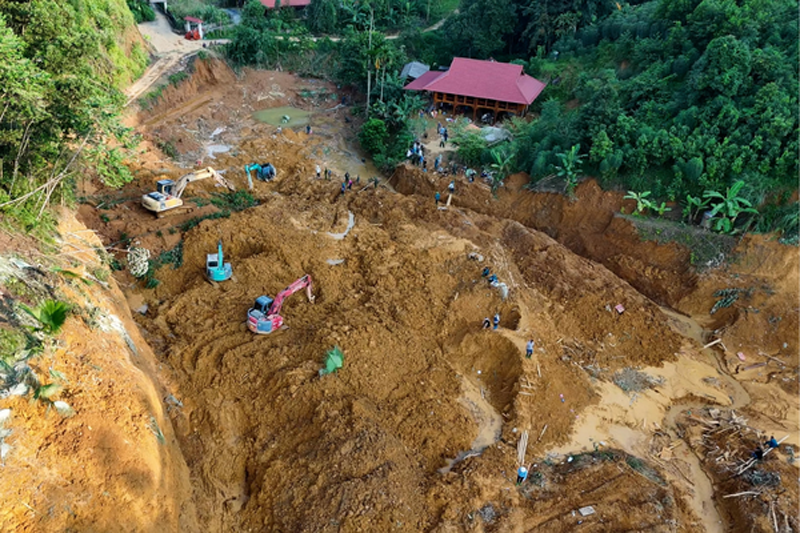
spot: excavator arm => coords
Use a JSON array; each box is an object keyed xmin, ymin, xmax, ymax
[
  {"xmin": 268, "ymin": 274, "xmax": 315, "ymax": 316},
  {"xmin": 173, "ymin": 167, "xmax": 234, "ymax": 198}
]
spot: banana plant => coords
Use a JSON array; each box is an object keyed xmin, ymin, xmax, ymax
[
  {"xmin": 653, "ymin": 201, "xmax": 671, "ymax": 217},
  {"xmin": 489, "ymin": 148, "xmax": 514, "ymax": 194},
  {"xmin": 703, "ymin": 180, "xmax": 759, "ymax": 234},
  {"xmin": 555, "ymin": 145, "xmax": 585, "ymax": 198},
  {"xmin": 682, "ymin": 194, "xmax": 709, "ymax": 223},
  {"xmin": 623, "ymin": 190, "xmax": 653, "ymax": 215}
]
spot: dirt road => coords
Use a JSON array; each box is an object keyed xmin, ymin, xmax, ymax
[{"xmin": 125, "ymin": 11, "xmax": 226, "ymax": 105}]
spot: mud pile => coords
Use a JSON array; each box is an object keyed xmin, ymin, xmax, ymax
[
  {"xmin": 116, "ymin": 137, "xmax": 711, "ymax": 530},
  {"xmin": 69, "ymin": 63, "xmax": 798, "ymax": 532}
]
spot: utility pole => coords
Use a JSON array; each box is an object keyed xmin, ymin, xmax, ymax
[{"xmin": 365, "ymin": 8, "xmax": 374, "ymax": 118}]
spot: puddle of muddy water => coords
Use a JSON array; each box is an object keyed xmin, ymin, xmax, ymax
[
  {"xmin": 206, "ymin": 144, "xmax": 231, "ymax": 159},
  {"xmin": 439, "ymin": 376, "xmax": 503, "ymax": 474},
  {"xmin": 252, "ymin": 106, "xmax": 312, "ymax": 127}
]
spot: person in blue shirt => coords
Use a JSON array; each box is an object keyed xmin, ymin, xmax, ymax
[
  {"xmin": 516, "ymin": 465, "xmax": 528, "ymax": 485},
  {"xmin": 482, "ymin": 267, "xmax": 490, "ymax": 278},
  {"xmin": 493, "ymin": 313, "xmax": 500, "ymax": 330},
  {"xmin": 340, "ymin": 182, "xmax": 346, "ymax": 196},
  {"xmin": 526, "ymin": 340, "xmax": 534, "ymax": 359},
  {"xmin": 766, "ymin": 436, "xmax": 779, "ymax": 448},
  {"xmin": 435, "ymin": 192, "xmax": 441, "ymax": 207}
]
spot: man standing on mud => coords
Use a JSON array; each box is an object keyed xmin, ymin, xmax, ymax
[
  {"xmin": 435, "ymin": 191, "xmax": 441, "ymax": 207},
  {"xmin": 526, "ymin": 339, "xmax": 534, "ymax": 359},
  {"xmin": 493, "ymin": 313, "xmax": 500, "ymax": 330},
  {"xmin": 316, "ymin": 164, "xmax": 321, "ymax": 179},
  {"xmin": 516, "ymin": 465, "xmax": 528, "ymax": 485}
]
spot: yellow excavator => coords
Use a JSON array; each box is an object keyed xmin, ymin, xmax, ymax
[{"xmin": 141, "ymin": 167, "xmax": 234, "ymax": 217}]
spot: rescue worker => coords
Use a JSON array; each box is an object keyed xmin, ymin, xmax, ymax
[{"xmin": 516, "ymin": 465, "xmax": 528, "ymax": 485}]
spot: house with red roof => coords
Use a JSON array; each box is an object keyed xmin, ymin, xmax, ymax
[{"xmin": 404, "ymin": 58, "xmax": 546, "ymax": 123}]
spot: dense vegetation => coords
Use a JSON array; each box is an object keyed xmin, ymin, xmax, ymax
[
  {"xmin": 304, "ymin": 0, "xmax": 456, "ymax": 34},
  {"xmin": 127, "ymin": 0, "xmax": 156, "ymax": 23},
  {"xmin": 402, "ymin": 0, "xmax": 798, "ymax": 235},
  {"xmin": 0, "ymin": 0, "xmax": 148, "ymax": 234}
]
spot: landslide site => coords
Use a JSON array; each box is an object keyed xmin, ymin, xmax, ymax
[{"xmin": 2, "ymin": 58, "xmax": 797, "ymax": 533}]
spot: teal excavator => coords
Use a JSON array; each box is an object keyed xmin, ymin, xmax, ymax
[
  {"xmin": 206, "ymin": 240, "xmax": 232, "ymax": 282},
  {"xmin": 245, "ymin": 163, "xmax": 276, "ymax": 182}
]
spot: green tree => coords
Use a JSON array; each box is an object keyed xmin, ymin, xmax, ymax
[
  {"xmin": 691, "ymin": 35, "xmax": 752, "ymax": 97},
  {"xmin": 359, "ymin": 118, "xmax": 389, "ymax": 156},
  {"xmin": 306, "ymin": 0, "xmax": 338, "ymax": 33},
  {"xmin": 454, "ymin": 131, "xmax": 488, "ymax": 168}
]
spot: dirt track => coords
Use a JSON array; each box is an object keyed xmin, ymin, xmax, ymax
[{"xmin": 67, "ymin": 60, "xmax": 800, "ymax": 532}]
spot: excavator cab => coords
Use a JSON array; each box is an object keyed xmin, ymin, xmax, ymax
[
  {"xmin": 206, "ymin": 240, "xmax": 233, "ymax": 282},
  {"xmin": 248, "ymin": 295, "xmax": 279, "ymax": 334},
  {"xmin": 156, "ymin": 179, "xmax": 175, "ymax": 196},
  {"xmin": 253, "ymin": 296, "xmax": 274, "ymax": 314}
]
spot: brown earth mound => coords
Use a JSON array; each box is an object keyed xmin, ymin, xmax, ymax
[
  {"xmin": 61, "ymin": 62, "xmax": 797, "ymax": 532},
  {"xmin": 121, "ymin": 144, "xmax": 692, "ymax": 530},
  {"xmin": 390, "ymin": 164, "xmax": 696, "ymax": 306}
]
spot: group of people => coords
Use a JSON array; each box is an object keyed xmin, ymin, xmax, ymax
[
  {"xmin": 407, "ymin": 140, "xmax": 427, "ymax": 169},
  {"xmin": 478, "ymin": 266, "xmax": 535, "ymax": 358},
  {"xmin": 751, "ymin": 435, "xmax": 781, "ymax": 460},
  {"xmin": 315, "ymin": 164, "xmax": 380, "ymax": 195},
  {"xmin": 339, "ymin": 172, "xmax": 362, "ymax": 195}
]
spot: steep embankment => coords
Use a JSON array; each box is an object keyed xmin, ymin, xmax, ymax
[
  {"xmin": 0, "ymin": 212, "xmax": 196, "ymax": 532},
  {"xmin": 390, "ymin": 166, "xmax": 696, "ymax": 307}
]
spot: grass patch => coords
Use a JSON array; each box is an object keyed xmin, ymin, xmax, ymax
[
  {"xmin": 625, "ymin": 214, "xmax": 738, "ymax": 270},
  {"xmin": 149, "ymin": 416, "xmax": 166, "ymax": 444},
  {"xmin": 210, "ymin": 190, "xmax": 258, "ymax": 212},
  {"xmin": 626, "ymin": 455, "xmax": 666, "ymax": 485},
  {"xmin": 141, "ymin": 241, "xmax": 184, "ymax": 288},
  {"xmin": 178, "ymin": 211, "xmax": 230, "ymax": 232},
  {"xmin": 138, "ymin": 71, "xmax": 192, "ymax": 111}
]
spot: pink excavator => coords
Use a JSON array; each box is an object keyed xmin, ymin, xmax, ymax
[{"xmin": 247, "ymin": 275, "xmax": 315, "ymax": 335}]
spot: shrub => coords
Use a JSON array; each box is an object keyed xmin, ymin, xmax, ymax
[{"xmin": 19, "ymin": 301, "xmax": 71, "ymax": 335}]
